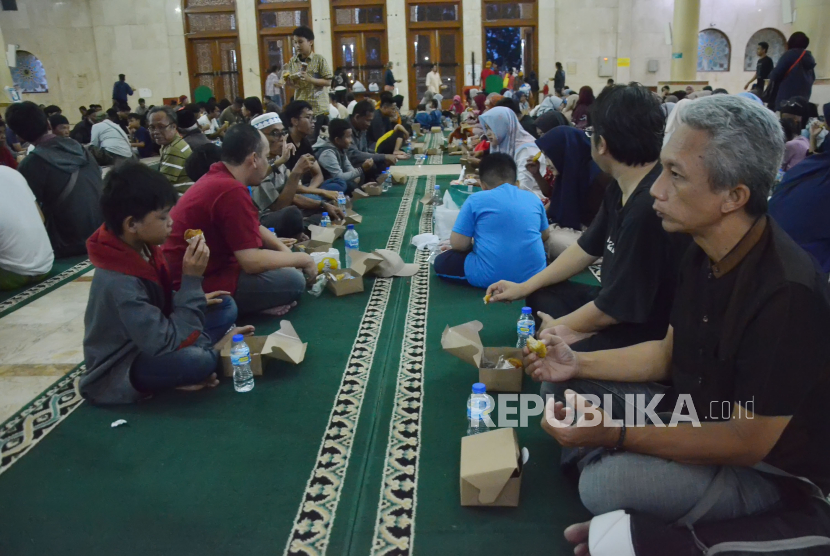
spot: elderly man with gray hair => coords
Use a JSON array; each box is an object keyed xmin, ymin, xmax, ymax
[
  {"xmin": 525, "ymin": 94, "xmax": 830, "ymax": 554},
  {"xmin": 147, "ymin": 105, "xmax": 192, "ymax": 186}
]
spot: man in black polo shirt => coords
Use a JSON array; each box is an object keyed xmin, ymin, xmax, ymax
[
  {"xmin": 282, "ymin": 100, "xmax": 316, "ymax": 170},
  {"xmin": 526, "ymin": 95, "xmax": 830, "ymax": 554},
  {"xmin": 744, "ymin": 41, "xmax": 775, "ymax": 93},
  {"xmin": 487, "ymin": 84, "xmax": 688, "ymax": 352}
]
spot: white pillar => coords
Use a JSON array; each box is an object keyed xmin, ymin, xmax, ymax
[
  {"xmin": 236, "ymin": 0, "xmax": 261, "ymax": 98},
  {"xmin": 670, "ymin": 0, "xmax": 700, "ymax": 81},
  {"xmin": 462, "ymin": 0, "xmax": 482, "ymax": 87},
  {"xmin": 537, "ymin": 0, "xmax": 556, "ymax": 89},
  {"xmin": 310, "ymin": 0, "xmax": 334, "ymax": 72},
  {"xmin": 386, "ymin": 0, "xmax": 409, "ymax": 106}
]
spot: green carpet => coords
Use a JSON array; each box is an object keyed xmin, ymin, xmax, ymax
[
  {"xmin": 0, "ymin": 255, "xmax": 93, "ymax": 317},
  {"xmin": 0, "ymin": 176, "xmax": 594, "ymax": 556}
]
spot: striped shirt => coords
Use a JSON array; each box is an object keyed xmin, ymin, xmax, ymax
[
  {"xmin": 159, "ymin": 135, "xmax": 192, "ymax": 185},
  {"xmin": 286, "ymin": 53, "xmax": 333, "ymax": 117}
]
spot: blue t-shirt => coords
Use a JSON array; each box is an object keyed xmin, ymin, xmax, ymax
[
  {"xmin": 452, "ymin": 184, "xmax": 548, "ymax": 288},
  {"xmin": 133, "ymin": 126, "xmax": 153, "ymax": 158}
]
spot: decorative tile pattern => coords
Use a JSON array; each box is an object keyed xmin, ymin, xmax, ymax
[
  {"xmin": 282, "ymin": 177, "xmax": 420, "ymax": 556},
  {"xmin": 370, "ymin": 176, "xmax": 434, "ymax": 556},
  {"xmin": 10, "ymin": 51, "xmax": 49, "ymax": 93},
  {"xmin": 0, "ymin": 365, "xmax": 86, "ymax": 475},
  {"xmin": 698, "ymin": 28, "xmax": 731, "ymax": 72}
]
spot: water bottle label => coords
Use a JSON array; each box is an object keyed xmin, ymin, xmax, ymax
[
  {"xmin": 231, "ymin": 354, "xmax": 250, "ymax": 366},
  {"xmin": 345, "ymin": 239, "xmax": 359, "ymax": 250},
  {"xmin": 517, "ymin": 323, "xmax": 534, "ymax": 336}
]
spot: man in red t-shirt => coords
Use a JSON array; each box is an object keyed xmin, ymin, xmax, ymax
[{"xmin": 163, "ymin": 124, "xmax": 315, "ymax": 315}]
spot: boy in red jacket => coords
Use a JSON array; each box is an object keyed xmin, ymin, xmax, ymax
[{"xmin": 81, "ymin": 161, "xmax": 253, "ymax": 404}]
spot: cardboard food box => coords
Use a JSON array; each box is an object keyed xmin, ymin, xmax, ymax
[
  {"xmin": 295, "ymin": 239, "xmax": 333, "ymax": 254},
  {"xmin": 308, "ymin": 224, "xmax": 346, "ymax": 244},
  {"xmin": 326, "ymin": 268, "xmax": 364, "ymax": 296},
  {"xmin": 220, "ymin": 321, "xmax": 307, "ymax": 377},
  {"xmin": 363, "ymin": 184, "xmax": 382, "ymax": 196},
  {"xmin": 426, "ymin": 148, "xmax": 441, "ymax": 155},
  {"xmin": 412, "ymin": 123, "xmax": 421, "ymax": 135},
  {"xmin": 390, "ymin": 171, "xmax": 407, "ymax": 185},
  {"xmin": 460, "ymin": 427, "xmax": 523, "ymax": 507},
  {"xmin": 345, "ymin": 209, "xmax": 363, "ymax": 224},
  {"xmin": 412, "ymin": 145, "xmax": 425, "ymax": 155},
  {"xmin": 441, "ymin": 320, "xmax": 524, "ymax": 393},
  {"xmin": 430, "ymin": 126, "xmax": 443, "ymax": 134},
  {"xmin": 325, "ymin": 251, "xmax": 383, "ymax": 297}
]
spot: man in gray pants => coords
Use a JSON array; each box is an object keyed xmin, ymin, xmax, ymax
[{"xmin": 525, "ymin": 95, "xmax": 830, "ymax": 555}]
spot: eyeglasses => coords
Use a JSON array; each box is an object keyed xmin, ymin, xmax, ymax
[
  {"xmin": 148, "ymin": 123, "xmax": 175, "ymax": 132},
  {"xmin": 268, "ymin": 129, "xmax": 288, "ymax": 138},
  {"xmin": 584, "ymin": 126, "xmax": 594, "ymax": 138}
]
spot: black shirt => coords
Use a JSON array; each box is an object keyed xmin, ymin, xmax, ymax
[
  {"xmin": 577, "ymin": 163, "xmax": 686, "ymax": 332},
  {"xmin": 756, "ymin": 55, "xmax": 774, "ymax": 89},
  {"xmin": 286, "ymin": 133, "xmax": 314, "ymax": 172},
  {"xmin": 666, "ymin": 216, "xmax": 830, "ymax": 493},
  {"xmin": 368, "ymin": 110, "xmax": 393, "ymax": 149}
]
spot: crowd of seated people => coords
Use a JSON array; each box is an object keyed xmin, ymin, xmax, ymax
[{"xmin": 1, "ymin": 23, "xmax": 828, "ymax": 554}]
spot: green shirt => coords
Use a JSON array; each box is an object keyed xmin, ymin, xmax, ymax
[
  {"xmin": 159, "ymin": 135, "xmax": 192, "ymax": 185},
  {"xmin": 286, "ymin": 52, "xmax": 333, "ymax": 117}
]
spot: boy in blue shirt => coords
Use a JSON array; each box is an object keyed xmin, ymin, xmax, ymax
[{"xmin": 434, "ymin": 152, "xmax": 549, "ymax": 288}]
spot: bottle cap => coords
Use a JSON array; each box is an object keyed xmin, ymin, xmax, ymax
[
  {"xmin": 268, "ymin": 227, "xmax": 275, "ymax": 233},
  {"xmin": 322, "ymin": 212, "xmax": 328, "ymax": 216},
  {"xmin": 522, "ymin": 306, "xmax": 532, "ymax": 314},
  {"xmin": 232, "ymin": 334, "xmax": 244, "ymax": 342},
  {"xmin": 472, "ymin": 383, "xmax": 486, "ymax": 394},
  {"xmin": 435, "ymin": 185, "xmax": 441, "ymax": 190},
  {"xmin": 347, "ymin": 224, "xmax": 355, "ymax": 229}
]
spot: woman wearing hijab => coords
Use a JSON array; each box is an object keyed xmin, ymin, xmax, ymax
[
  {"xmin": 769, "ymin": 140, "xmax": 830, "ymax": 272},
  {"xmin": 530, "ymin": 126, "xmax": 611, "ymax": 257},
  {"xmin": 560, "ymin": 94, "xmax": 579, "ymax": 123},
  {"xmin": 478, "ymin": 106, "xmax": 546, "ymax": 198},
  {"xmin": 768, "ymin": 32, "xmax": 816, "ymax": 111},
  {"xmin": 473, "ymin": 93, "xmax": 487, "ymax": 113},
  {"xmin": 451, "ymin": 95, "xmax": 464, "ymax": 115},
  {"xmin": 531, "ymin": 94, "xmax": 563, "ymax": 118},
  {"xmin": 570, "ymin": 86, "xmax": 594, "ymax": 130},
  {"xmin": 484, "ymin": 93, "xmax": 503, "ymax": 111}
]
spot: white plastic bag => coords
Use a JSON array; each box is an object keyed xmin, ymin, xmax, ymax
[{"xmin": 433, "ymin": 190, "xmax": 460, "ymax": 241}]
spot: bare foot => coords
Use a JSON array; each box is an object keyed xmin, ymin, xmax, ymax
[
  {"xmin": 564, "ymin": 520, "xmax": 591, "ymax": 545},
  {"xmin": 353, "ymin": 189, "xmax": 369, "ymax": 198},
  {"xmin": 260, "ymin": 301, "xmax": 297, "ymax": 317},
  {"xmin": 175, "ymin": 372, "xmax": 220, "ymax": 392}
]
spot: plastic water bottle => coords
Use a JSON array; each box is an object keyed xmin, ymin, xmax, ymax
[
  {"xmin": 516, "ymin": 306, "xmax": 535, "ymax": 348},
  {"xmin": 320, "ymin": 212, "xmax": 331, "ymax": 227},
  {"xmin": 337, "ymin": 192, "xmax": 347, "ymax": 215},
  {"xmin": 405, "ymin": 139, "xmax": 412, "ymax": 154},
  {"xmin": 467, "ymin": 383, "xmax": 492, "ymax": 435},
  {"xmin": 230, "ymin": 334, "xmax": 254, "ymax": 393},
  {"xmin": 431, "ymin": 185, "xmax": 443, "ymax": 206},
  {"xmin": 381, "ymin": 170, "xmax": 391, "ymax": 192},
  {"xmin": 344, "ymin": 224, "xmax": 359, "ymax": 268}
]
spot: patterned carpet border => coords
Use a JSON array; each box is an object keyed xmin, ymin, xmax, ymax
[
  {"xmin": 0, "ymin": 365, "xmax": 86, "ymax": 476},
  {"xmin": 282, "ymin": 177, "xmax": 420, "ymax": 556},
  {"xmin": 0, "ymin": 260, "xmax": 93, "ymax": 319},
  {"xmin": 370, "ymin": 176, "xmax": 434, "ymax": 556}
]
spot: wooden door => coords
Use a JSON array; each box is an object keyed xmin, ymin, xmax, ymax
[
  {"xmin": 190, "ymin": 38, "xmax": 242, "ymax": 101},
  {"xmin": 408, "ymin": 30, "xmax": 462, "ymax": 109},
  {"xmin": 262, "ymin": 35, "xmax": 295, "ymax": 100},
  {"xmin": 334, "ymin": 32, "xmax": 388, "ymax": 88}
]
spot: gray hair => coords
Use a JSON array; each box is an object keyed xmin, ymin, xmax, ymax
[
  {"xmin": 680, "ymin": 95, "xmax": 784, "ymax": 215},
  {"xmin": 146, "ymin": 105, "xmax": 177, "ymax": 126}
]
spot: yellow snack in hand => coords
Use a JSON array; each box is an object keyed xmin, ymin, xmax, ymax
[
  {"xmin": 526, "ymin": 336, "xmax": 547, "ymax": 358},
  {"xmin": 507, "ymin": 358, "xmax": 523, "ymax": 369},
  {"xmin": 483, "ymin": 293, "xmax": 491, "ymax": 304}
]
